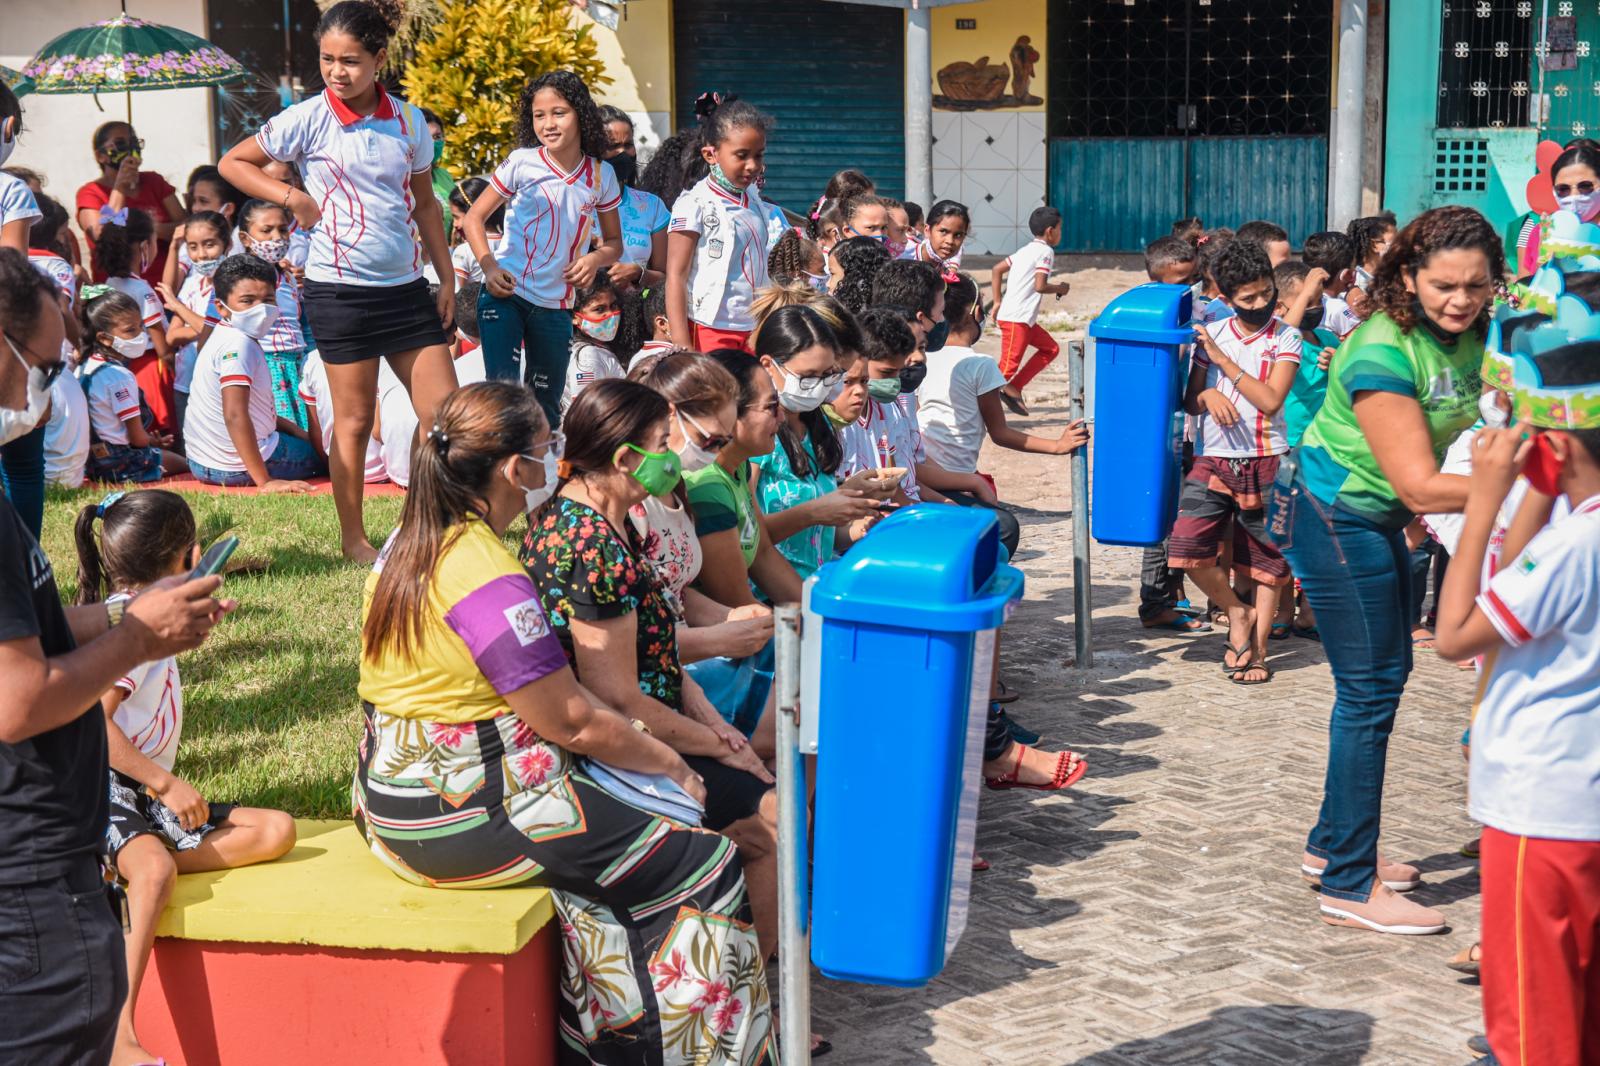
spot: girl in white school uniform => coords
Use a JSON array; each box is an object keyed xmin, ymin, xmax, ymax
[
  {"xmin": 665, "ymin": 99, "xmax": 777, "ymax": 354},
  {"xmin": 220, "ymin": 0, "xmax": 457, "ymax": 563},
  {"xmin": 461, "ymin": 69, "xmax": 624, "ymax": 429}
]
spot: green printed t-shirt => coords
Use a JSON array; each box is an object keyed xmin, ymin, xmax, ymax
[
  {"xmin": 1296, "ymin": 312, "xmax": 1483, "ymax": 530},
  {"xmin": 1282, "ymin": 325, "xmax": 1339, "ymax": 448},
  {"xmin": 685, "ymin": 459, "xmax": 760, "ymax": 567}
]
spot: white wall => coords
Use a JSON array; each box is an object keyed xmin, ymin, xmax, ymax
[{"xmin": 6, "ymin": 0, "xmax": 215, "ymax": 217}]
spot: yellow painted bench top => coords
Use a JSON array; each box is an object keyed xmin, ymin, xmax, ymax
[{"xmin": 155, "ymin": 819, "xmax": 554, "ymax": 955}]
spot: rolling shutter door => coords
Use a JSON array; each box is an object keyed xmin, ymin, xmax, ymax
[{"xmin": 673, "ymin": 0, "xmax": 905, "ymax": 213}]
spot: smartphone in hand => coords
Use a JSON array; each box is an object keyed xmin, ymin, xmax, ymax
[{"xmin": 189, "ymin": 535, "xmax": 239, "ymax": 581}]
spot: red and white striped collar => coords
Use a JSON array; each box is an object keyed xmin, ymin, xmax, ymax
[
  {"xmin": 27, "ymin": 248, "xmax": 62, "ymax": 260},
  {"xmin": 1571, "ymin": 493, "xmax": 1600, "ymax": 517},
  {"xmin": 1226, "ymin": 316, "xmax": 1275, "ymax": 344},
  {"xmin": 706, "ymin": 177, "xmax": 748, "ymax": 207},
  {"xmin": 323, "ymin": 84, "xmax": 397, "ymax": 126},
  {"xmin": 538, "ymin": 146, "xmax": 593, "ymax": 186}
]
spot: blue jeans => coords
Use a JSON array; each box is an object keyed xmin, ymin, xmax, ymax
[
  {"xmin": 0, "ymin": 423, "xmax": 46, "ymax": 539},
  {"xmin": 1271, "ymin": 473, "xmax": 1415, "ymax": 901},
  {"xmin": 188, "ymin": 433, "xmax": 323, "ymax": 486},
  {"xmin": 476, "ymin": 289, "xmax": 573, "ymax": 428}
]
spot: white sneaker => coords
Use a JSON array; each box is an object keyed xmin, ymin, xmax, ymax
[{"xmin": 1319, "ymin": 878, "xmax": 1447, "ymax": 935}]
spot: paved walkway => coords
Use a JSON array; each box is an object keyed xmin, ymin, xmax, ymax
[{"xmin": 810, "ymin": 346, "xmax": 1483, "ymax": 1064}]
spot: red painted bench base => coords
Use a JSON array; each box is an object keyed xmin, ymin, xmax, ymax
[{"xmin": 135, "ymin": 924, "xmax": 559, "ymax": 1066}]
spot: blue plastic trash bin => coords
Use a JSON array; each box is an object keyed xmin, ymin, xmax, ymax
[
  {"xmin": 808, "ymin": 505, "xmax": 1025, "ymax": 987},
  {"xmin": 1086, "ymin": 283, "xmax": 1193, "ymax": 546}
]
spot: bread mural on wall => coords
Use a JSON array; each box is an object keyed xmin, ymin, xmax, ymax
[{"xmin": 934, "ymin": 35, "xmax": 1043, "ymax": 111}]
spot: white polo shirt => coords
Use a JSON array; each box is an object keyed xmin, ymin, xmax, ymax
[
  {"xmin": 0, "ymin": 172, "xmax": 41, "ymax": 231},
  {"xmin": 375, "ymin": 361, "xmax": 417, "ymax": 488},
  {"xmin": 109, "ymin": 590, "xmax": 185, "ymax": 773},
  {"xmin": 106, "ymin": 276, "xmax": 165, "ymax": 357},
  {"xmin": 28, "ymin": 249, "xmax": 75, "ymax": 300},
  {"xmin": 669, "ymin": 177, "xmax": 771, "ymax": 330},
  {"xmin": 1472, "ymin": 495, "xmax": 1600, "ymax": 841},
  {"xmin": 256, "ymin": 86, "xmax": 434, "ymax": 286},
  {"xmin": 185, "ymin": 323, "xmax": 279, "ymax": 474},
  {"xmin": 80, "ymin": 355, "xmax": 142, "ymax": 445},
  {"xmin": 450, "ymin": 241, "xmax": 483, "ymax": 285},
  {"xmin": 489, "ymin": 147, "xmax": 621, "ymax": 310},
  {"xmin": 1322, "ymin": 294, "xmax": 1363, "ymax": 340},
  {"xmin": 916, "ymin": 343, "xmax": 1006, "ymax": 474},
  {"xmin": 1194, "ymin": 317, "xmax": 1301, "ymax": 459},
  {"xmin": 560, "ymin": 340, "xmax": 624, "ymax": 415},
  {"xmin": 43, "ymin": 372, "xmax": 90, "ymax": 488},
  {"xmin": 996, "ymin": 238, "xmax": 1055, "ymax": 326},
  {"xmin": 173, "ymin": 270, "xmax": 216, "ymax": 394}
]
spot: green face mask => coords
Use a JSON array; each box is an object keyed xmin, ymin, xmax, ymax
[
  {"xmin": 867, "ymin": 377, "xmax": 902, "ymax": 403},
  {"xmin": 624, "ymin": 443, "xmax": 681, "ymax": 496},
  {"xmin": 432, "ymin": 138, "xmax": 445, "ymax": 165},
  {"xmin": 821, "ymin": 403, "xmax": 850, "ymax": 428}
]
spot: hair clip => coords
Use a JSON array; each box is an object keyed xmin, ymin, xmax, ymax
[
  {"xmin": 98, "ymin": 206, "xmax": 128, "ymax": 227},
  {"xmin": 80, "ymin": 283, "xmax": 113, "ymax": 301},
  {"xmin": 426, "ymin": 423, "xmax": 450, "ymax": 450},
  {"xmin": 1196, "ymin": 234, "xmax": 1211, "ymax": 245},
  {"xmin": 96, "ymin": 490, "xmax": 127, "ymax": 517}
]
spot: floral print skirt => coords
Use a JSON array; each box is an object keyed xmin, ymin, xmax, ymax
[{"xmin": 353, "ymin": 705, "xmax": 776, "ymax": 1065}]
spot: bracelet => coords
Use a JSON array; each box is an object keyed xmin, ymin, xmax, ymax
[
  {"xmin": 1231, "ymin": 369, "xmax": 1247, "ymax": 386},
  {"xmin": 281, "ymin": 186, "xmax": 294, "ymax": 210}
]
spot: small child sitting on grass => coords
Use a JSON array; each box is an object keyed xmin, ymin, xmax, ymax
[
  {"xmin": 76, "ymin": 489, "xmax": 295, "ymax": 1066},
  {"xmin": 77, "ymin": 287, "xmax": 187, "ymax": 483}
]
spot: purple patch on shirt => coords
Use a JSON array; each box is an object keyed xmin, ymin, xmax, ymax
[{"xmin": 444, "ymin": 573, "xmax": 568, "ymax": 695}]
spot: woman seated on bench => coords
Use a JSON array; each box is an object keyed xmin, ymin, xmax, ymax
[{"xmin": 354, "ymin": 382, "xmax": 773, "ymax": 1064}]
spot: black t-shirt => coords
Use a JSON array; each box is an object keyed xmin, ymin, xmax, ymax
[{"xmin": 0, "ymin": 497, "xmax": 108, "ymax": 883}]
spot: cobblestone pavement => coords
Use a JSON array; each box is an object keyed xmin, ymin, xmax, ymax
[{"xmin": 809, "ymin": 332, "xmax": 1484, "ymax": 1065}]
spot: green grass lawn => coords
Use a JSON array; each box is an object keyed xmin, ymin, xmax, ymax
[{"xmin": 41, "ymin": 485, "xmax": 408, "ymax": 819}]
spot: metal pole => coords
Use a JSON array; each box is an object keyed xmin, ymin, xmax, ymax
[
  {"xmin": 904, "ymin": 3, "xmax": 933, "ymax": 207},
  {"xmin": 773, "ymin": 603, "xmax": 810, "ymax": 1065},
  {"xmin": 1330, "ymin": 0, "xmax": 1369, "ymax": 229},
  {"xmin": 1068, "ymin": 340, "xmax": 1093, "ymax": 669}
]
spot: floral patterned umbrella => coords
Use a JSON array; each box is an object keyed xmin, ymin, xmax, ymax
[
  {"xmin": 20, "ymin": 13, "xmax": 245, "ymax": 116},
  {"xmin": 1, "ymin": 66, "xmax": 33, "ymax": 96}
]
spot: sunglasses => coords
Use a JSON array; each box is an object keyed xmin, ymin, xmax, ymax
[
  {"xmin": 679, "ymin": 410, "xmax": 732, "ymax": 451},
  {"xmin": 1554, "ymin": 180, "xmax": 1597, "ymax": 198}
]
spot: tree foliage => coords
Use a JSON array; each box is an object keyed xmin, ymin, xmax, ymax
[{"xmin": 402, "ymin": 0, "xmax": 610, "ymax": 178}]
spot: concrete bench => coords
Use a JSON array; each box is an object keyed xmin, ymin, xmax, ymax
[{"xmin": 136, "ymin": 819, "xmax": 559, "ymax": 1066}]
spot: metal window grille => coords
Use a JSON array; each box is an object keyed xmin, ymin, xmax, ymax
[
  {"xmin": 1437, "ymin": 0, "xmax": 1534, "ymax": 129},
  {"xmin": 1047, "ymin": 0, "xmax": 1330, "ymax": 139},
  {"xmin": 1432, "ymin": 136, "xmax": 1492, "ymax": 193}
]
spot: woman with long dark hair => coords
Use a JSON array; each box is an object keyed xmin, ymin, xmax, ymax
[
  {"xmin": 356, "ymin": 380, "xmax": 773, "ymax": 1064},
  {"xmin": 1276, "ymin": 205, "xmax": 1504, "ymax": 935}
]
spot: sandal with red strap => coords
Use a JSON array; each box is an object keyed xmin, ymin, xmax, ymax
[{"xmin": 985, "ymin": 747, "xmax": 1087, "ymax": 792}]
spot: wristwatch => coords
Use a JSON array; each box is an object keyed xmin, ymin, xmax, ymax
[{"xmin": 105, "ymin": 598, "xmax": 126, "ymax": 629}]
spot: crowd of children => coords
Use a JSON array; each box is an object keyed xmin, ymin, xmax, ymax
[{"xmin": 6, "ymin": 0, "xmax": 1599, "ymax": 1060}]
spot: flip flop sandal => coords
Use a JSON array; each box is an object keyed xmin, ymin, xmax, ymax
[
  {"xmin": 813, "ymin": 1038, "xmax": 834, "ymax": 1058},
  {"xmin": 1269, "ymin": 622, "xmax": 1292, "ymax": 641},
  {"xmin": 971, "ymin": 855, "xmax": 991, "ymax": 872},
  {"xmin": 999, "ymin": 391, "xmax": 1029, "ymax": 417},
  {"xmin": 1291, "ymin": 624, "xmax": 1321, "ymax": 642},
  {"xmin": 1229, "ymin": 661, "xmax": 1274, "ymax": 686},
  {"xmin": 1220, "ymin": 641, "xmax": 1253, "ymax": 674},
  {"xmin": 992, "ymin": 679, "xmax": 1020, "ymax": 705},
  {"xmin": 985, "ymin": 747, "xmax": 1088, "ymax": 791},
  {"xmin": 1143, "ymin": 616, "xmax": 1213, "ymax": 634},
  {"xmin": 1447, "ymin": 942, "xmax": 1482, "ymax": 976},
  {"xmin": 1173, "ymin": 599, "xmax": 1204, "ymax": 617},
  {"xmin": 1460, "ymin": 836, "xmax": 1481, "ymax": 859}
]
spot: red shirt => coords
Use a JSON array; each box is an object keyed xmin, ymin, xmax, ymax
[{"xmin": 76, "ymin": 171, "xmax": 179, "ymax": 286}]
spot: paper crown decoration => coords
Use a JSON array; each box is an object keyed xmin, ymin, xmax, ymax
[
  {"xmin": 1496, "ymin": 294, "xmax": 1600, "ymax": 429},
  {"xmin": 1541, "ymin": 209, "xmax": 1600, "ymax": 262}
]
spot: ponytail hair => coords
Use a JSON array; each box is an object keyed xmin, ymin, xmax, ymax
[
  {"xmin": 94, "ymin": 207, "xmax": 153, "ymax": 279},
  {"xmin": 753, "ymin": 305, "xmax": 845, "ymax": 477},
  {"xmin": 74, "ymin": 490, "xmax": 196, "ymax": 605},
  {"xmin": 824, "ymin": 169, "xmax": 875, "ymax": 204},
  {"xmin": 363, "ymin": 382, "xmax": 546, "ymax": 665},
  {"xmin": 768, "ymin": 228, "xmax": 820, "ymax": 286}
]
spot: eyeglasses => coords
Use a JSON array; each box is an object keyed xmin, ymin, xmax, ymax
[
  {"xmin": 792, "ymin": 370, "xmax": 843, "ymax": 391},
  {"xmin": 1554, "ymin": 180, "xmax": 1598, "ymax": 198},
  {"xmin": 743, "ymin": 398, "xmax": 781, "ymax": 416},
  {"xmin": 104, "ymin": 138, "xmax": 145, "ymax": 154},
  {"xmin": 680, "ymin": 410, "xmax": 732, "ymax": 451},
  {"xmin": 4, "ymin": 332, "xmax": 65, "ymax": 389},
  {"xmin": 521, "ymin": 430, "xmax": 566, "ymax": 462}
]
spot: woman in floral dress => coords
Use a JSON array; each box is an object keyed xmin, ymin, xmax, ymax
[
  {"xmin": 354, "ymin": 381, "xmax": 774, "ymax": 1065},
  {"xmin": 520, "ymin": 379, "xmax": 781, "ymax": 960}
]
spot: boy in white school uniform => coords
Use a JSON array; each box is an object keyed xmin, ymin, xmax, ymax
[
  {"xmin": 1433, "ymin": 336, "xmax": 1600, "ymax": 1066},
  {"xmin": 989, "ymin": 206, "xmax": 1071, "ymax": 416}
]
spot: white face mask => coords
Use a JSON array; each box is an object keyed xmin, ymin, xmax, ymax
[
  {"xmin": 514, "ymin": 449, "xmax": 561, "ymax": 513},
  {"xmin": 190, "ymin": 256, "xmax": 222, "ymax": 278},
  {"xmin": 1479, "ymin": 391, "xmax": 1510, "ymax": 429},
  {"xmin": 226, "ymin": 301, "xmax": 281, "ymax": 340},
  {"xmin": 110, "ymin": 332, "xmax": 149, "ymax": 359},
  {"xmin": 248, "ymin": 236, "xmax": 290, "ymax": 264},
  {"xmin": 0, "ymin": 119, "xmax": 15, "ymax": 168},
  {"xmin": 773, "ymin": 362, "xmax": 831, "ymax": 413},
  {"xmin": 804, "ymin": 271, "xmax": 830, "ymax": 293},
  {"xmin": 0, "ymin": 335, "xmax": 53, "ymax": 444},
  {"xmin": 1557, "ymin": 189, "xmax": 1600, "ymax": 222},
  {"xmin": 674, "ymin": 411, "xmax": 720, "ymax": 472}
]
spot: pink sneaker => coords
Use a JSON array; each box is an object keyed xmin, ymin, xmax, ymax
[
  {"xmin": 1300, "ymin": 850, "xmax": 1421, "ymax": 892},
  {"xmin": 1319, "ymin": 878, "xmax": 1446, "ymax": 935}
]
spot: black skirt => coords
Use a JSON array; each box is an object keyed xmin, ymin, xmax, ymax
[{"xmin": 302, "ymin": 277, "xmax": 447, "ymax": 364}]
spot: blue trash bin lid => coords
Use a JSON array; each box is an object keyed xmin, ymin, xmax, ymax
[
  {"xmin": 810, "ymin": 506, "xmax": 1025, "ymax": 632},
  {"xmin": 1088, "ymin": 282, "xmax": 1194, "ymax": 345}
]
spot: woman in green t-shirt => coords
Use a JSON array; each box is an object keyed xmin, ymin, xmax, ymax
[{"xmin": 1275, "ymin": 206, "xmax": 1502, "ymax": 937}]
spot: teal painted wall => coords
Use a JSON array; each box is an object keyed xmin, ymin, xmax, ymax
[{"xmin": 1385, "ymin": 6, "xmax": 1600, "ymax": 232}]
